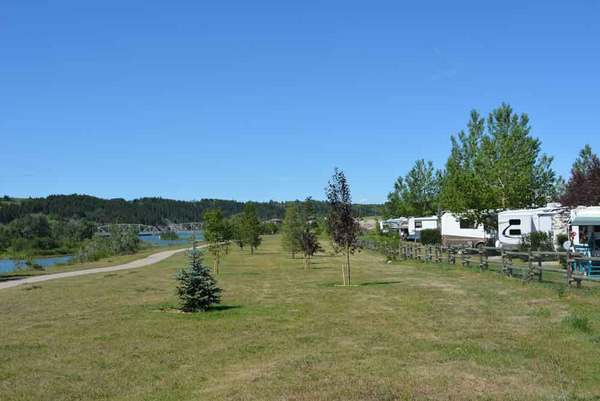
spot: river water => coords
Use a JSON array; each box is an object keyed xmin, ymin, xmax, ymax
[{"xmin": 0, "ymin": 231, "xmax": 204, "ymax": 274}]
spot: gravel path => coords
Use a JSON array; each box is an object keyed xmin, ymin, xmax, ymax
[{"xmin": 0, "ymin": 245, "xmax": 205, "ymax": 290}]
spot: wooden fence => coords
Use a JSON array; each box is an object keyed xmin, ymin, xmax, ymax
[{"xmin": 357, "ymin": 238, "xmax": 599, "ymax": 288}]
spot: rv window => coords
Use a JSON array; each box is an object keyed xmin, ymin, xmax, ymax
[
  {"xmin": 509, "ymin": 219, "xmax": 521, "ymax": 226},
  {"xmin": 509, "ymin": 229, "xmax": 522, "ymax": 236},
  {"xmin": 595, "ymin": 226, "xmax": 600, "ymax": 233},
  {"xmin": 459, "ymin": 219, "xmax": 476, "ymax": 229},
  {"xmin": 415, "ymin": 221, "xmax": 423, "ymax": 229}
]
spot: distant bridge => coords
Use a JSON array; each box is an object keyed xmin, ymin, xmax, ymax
[{"xmin": 97, "ymin": 222, "xmax": 202, "ymax": 236}]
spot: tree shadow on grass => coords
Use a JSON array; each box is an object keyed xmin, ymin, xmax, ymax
[
  {"xmin": 0, "ymin": 274, "xmax": 34, "ymax": 282},
  {"xmin": 359, "ymin": 281, "xmax": 404, "ymax": 287},
  {"xmin": 209, "ymin": 304, "xmax": 242, "ymax": 312}
]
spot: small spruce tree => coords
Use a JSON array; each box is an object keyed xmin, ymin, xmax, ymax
[{"xmin": 176, "ymin": 247, "xmax": 221, "ymax": 312}]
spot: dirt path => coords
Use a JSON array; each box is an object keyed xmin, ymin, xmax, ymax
[{"xmin": 0, "ymin": 245, "xmax": 206, "ymax": 290}]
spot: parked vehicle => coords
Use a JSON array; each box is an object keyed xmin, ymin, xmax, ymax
[
  {"xmin": 407, "ymin": 216, "xmax": 438, "ymax": 241},
  {"xmin": 441, "ymin": 212, "xmax": 490, "ymax": 248},
  {"xmin": 497, "ymin": 203, "xmax": 569, "ymax": 250},
  {"xmin": 379, "ymin": 217, "xmax": 408, "ymax": 237},
  {"xmin": 568, "ymin": 206, "xmax": 600, "ymax": 279}
]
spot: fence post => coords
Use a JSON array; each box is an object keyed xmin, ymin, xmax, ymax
[{"xmin": 538, "ymin": 254, "xmax": 543, "ymax": 282}]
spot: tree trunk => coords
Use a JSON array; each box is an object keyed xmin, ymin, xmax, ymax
[{"xmin": 346, "ymin": 244, "xmax": 351, "ymax": 286}]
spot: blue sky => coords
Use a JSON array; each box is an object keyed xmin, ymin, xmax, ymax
[{"xmin": 1, "ymin": 1, "xmax": 598, "ymax": 203}]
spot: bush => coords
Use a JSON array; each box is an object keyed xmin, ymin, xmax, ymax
[
  {"xmin": 520, "ymin": 231, "xmax": 554, "ymax": 252},
  {"xmin": 420, "ymin": 229, "xmax": 441, "ymax": 245},
  {"xmin": 175, "ymin": 248, "xmax": 221, "ymax": 312}
]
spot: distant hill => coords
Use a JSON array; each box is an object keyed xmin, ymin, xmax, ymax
[{"xmin": 0, "ymin": 194, "xmax": 382, "ymax": 225}]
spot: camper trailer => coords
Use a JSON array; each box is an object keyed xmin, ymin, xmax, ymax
[
  {"xmin": 407, "ymin": 216, "xmax": 438, "ymax": 241},
  {"xmin": 441, "ymin": 213, "xmax": 489, "ymax": 248},
  {"xmin": 568, "ymin": 206, "xmax": 600, "ymax": 279},
  {"xmin": 497, "ymin": 203, "xmax": 568, "ymax": 250},
  {"xmin": 379, "ymin": 217, "xmax": 408, "ymax": 237}
]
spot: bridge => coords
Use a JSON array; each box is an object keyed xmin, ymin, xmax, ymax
[{"xmin": 97, "ymin": 222, "xmax": 202, "ymax": 236}]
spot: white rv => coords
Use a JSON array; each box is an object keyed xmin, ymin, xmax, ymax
[
  {"xmin": 379, "ymin": 217, "xmax": 408, "ymax": 236},
  {"xmin": 568, "ymin": 206, "xmax": 600, "ymax": 278},
  {"xmin": 408, "ymin": 216, "xmax": 438, "ymax": 240},
  {"xmin": 497, "ymin": 203, "xmax": 568, "ymax": 250},
  {"xmin": 441, "ymin": 213, "xmax": 489, "ymax": 248}
]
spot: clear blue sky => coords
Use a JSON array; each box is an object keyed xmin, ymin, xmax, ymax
[{"xmin": 1, "ymin": 1, "xmax": 598, "ymax": 203}]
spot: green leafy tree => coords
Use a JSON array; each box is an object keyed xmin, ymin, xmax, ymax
[
  {"xmin": 228, "ymin": 213, "xmax": 245, "ymax": 250},
  {"xmin": 385, "ymin": 159, "xmax": 443, "ymax": 218},
  {"xmin": 326, "ymin": 168, "xmax": 359, "ymax": 286},
  {"xmin": 441, "ymin": 104, "xmax": 558, "ymax": 228},
  {"xmin": 175, "ymin": 246, "xmax": 221, "ymax": 312},
  {"xmin": 203, "ymin": 209, "xmax": 231, "ymax": 274},
  {"xmin": 298, "ymin": 197, "xmax": 322, "ymax": 270},
  {"xmin": 240, "ymin": 203, "xmax": 262, "ymax": 255},
  {"xmin": 281, "ymin": 202, "xmax": 303, "ymax": 258}
]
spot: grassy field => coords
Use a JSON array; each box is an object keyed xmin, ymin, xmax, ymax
[{"xmin": 1, "ymin": 235, "xmax": 600, "ymax": 400}]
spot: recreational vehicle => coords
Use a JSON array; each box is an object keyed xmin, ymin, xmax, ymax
[
  {"xmin": 379, "ymin": 217, "xmax": 408, "ymax": 237},
  {"xmin": 407, "ymin": 216, "xmax": 438, "ymax": 241},
  {"xmin": 568, "ymin": 206, "xmax": 600, "ymax": 279},
  {"xmin": 497, "ymin": 203, "xmax": 569, "ymax": 250},
  {"xmin": 441, "ymin": 213, "xmax": 489, "ymax": 248}
]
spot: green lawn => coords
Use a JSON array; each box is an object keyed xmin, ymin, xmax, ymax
[{"xmin": 1, "ymin": 235, "xmax": 599, "ymax": 400}]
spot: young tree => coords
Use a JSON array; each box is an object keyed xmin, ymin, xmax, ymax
[
  {"xmin": 202, "ymin": 209, "xmax": 231, "ymax": 274},
  {"xmin": 241, "ymin": 203, "xmax": 262, "ymax": 254},
  {"xmin": 326, "ymin": 168, "xmax": 359, "ymax": 286},
  {"xmin": 298, "ymin": 197, "xmax": 322, "ymax": 270},
  {"xmin": 175, "ymin": 246, "xmax": 221, "ymax": 312},
  {"xmin": 385, "ymin": 159, "xmax": 443, "ymax": 218},
  {"xmin": 441, "ymin": 104, "xmax": 559, "ymax": 228},
  {"xmin": 562, "ymin": 145, "xmax": 600, "ymax": 206},
  {"xmin": 228, "ymin": 213, "xmax": 245, "ymax": 250},
  {"xmin": 281, "ymin": 202, "xmax": 303, "ymax": 258}
]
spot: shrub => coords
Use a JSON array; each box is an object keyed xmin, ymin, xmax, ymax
[
  {"xmin": 175, "ymin": 248, "xmax": 221, "ymax": 312},
  {"xmin": 420, "ymin": 229, "xmax": 441, "ymax": 245},
  {"xmin": 520, "ymin": 231, "xmax": 554, "ymax": 252}
]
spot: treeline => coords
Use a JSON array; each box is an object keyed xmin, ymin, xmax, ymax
[{"xmin": 0, "ymin": 195, "xmax": 381, "ymax": 226}]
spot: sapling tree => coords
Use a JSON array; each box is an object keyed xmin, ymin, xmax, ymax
[
  {"xmin": 241, "ymin": 203, "xmax": 262, "ymax": 254},
  {"xmin": 326, "ymin": 168, "xmax": 359, "ymax": 285},
  {"xmin": 202, "ymin": 209, "xmax": 231, "ymax": 274},
  {"xmin": 281, "ymin": 202, "xmax": 303, "ymax": 258},
  {"xmin": 298, "ymin": 197, "xmax": 322, "ymax": 270},
  {"xmin": 175, "ymin": 246, "xmax": 221, "ymax": 312}
]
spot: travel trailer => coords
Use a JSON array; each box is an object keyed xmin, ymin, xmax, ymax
[
  {"xmin": 441, "ymin": 212, "xmax": 489, "ymax": 248},
  {"xmin": 407, "ymin": 216, "xmax": 438, "ymax": 240},
  {"xmin": 497, "ymin": 203, "xmax": 569, "ymax": 250},
  {"xmin": 568, "ymin": 206, "xmax": 600, "ymax": 279},
  {"xmin": 379, "ymin": 218, "xmax": 408, "ymax": 236}
]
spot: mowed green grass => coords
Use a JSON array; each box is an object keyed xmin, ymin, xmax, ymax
[{"xmin": 1, "ymin": 235, "xmax": 600, "ymax": 401}]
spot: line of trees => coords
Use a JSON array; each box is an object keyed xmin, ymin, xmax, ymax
[
  {"xmin": 0, "ymin": 194, "xmax": 382, "ymax": 226},
  {"xmin": 202, "ymin": 203, "xmax": 265, "ymax": 274},
  {"xmin": 384, "ymin": 103, "xmax": 593, "ymax": 229}
]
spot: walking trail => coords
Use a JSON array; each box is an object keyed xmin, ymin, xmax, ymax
[{"xmin": 0, "ymin": 245, "xmax": 206, "ymax": 291}]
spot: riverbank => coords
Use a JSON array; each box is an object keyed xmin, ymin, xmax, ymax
[{"xmin": 0, "ymin": 242, "xmax": 202, "ymax": 282}]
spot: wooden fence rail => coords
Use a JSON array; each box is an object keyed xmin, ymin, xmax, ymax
[{"xmin": 356, "ymin": 238, "xmax": 599, "ymax": 288}]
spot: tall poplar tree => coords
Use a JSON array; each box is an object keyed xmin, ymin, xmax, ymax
[{"xmin": 441, "ymin": 104, "xmax": 558, "ymax": 228}]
